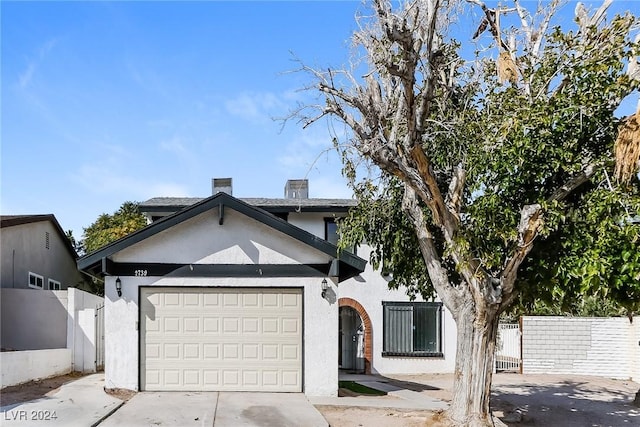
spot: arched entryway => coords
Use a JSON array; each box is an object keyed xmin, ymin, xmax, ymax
[{"xmin": 338, "ymin": 298, "xmax": 372, "ymax": 374}]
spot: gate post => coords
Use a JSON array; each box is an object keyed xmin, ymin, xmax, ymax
[{"xmin": 519, "ymin": 316, "xmax": 523, "ymax": 374}]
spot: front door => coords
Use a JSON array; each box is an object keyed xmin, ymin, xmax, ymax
[{"xmin": 339, "ymin": 306, "xmax": 364, "ymax": 373}]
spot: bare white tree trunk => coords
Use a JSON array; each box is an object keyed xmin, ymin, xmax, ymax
[
  {"xmin": 448, "ymin": 304, "xmax": 500, "ymax": 426},
  {"xmin": 403, "ymin": 184, "xmax": 501, "ymax": 426}
]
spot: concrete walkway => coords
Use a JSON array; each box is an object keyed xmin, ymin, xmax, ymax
[
  {"xmin": 308, "ymin": 373, "xmax": 448, "ymax": 411},
  {"xmin": 0, "ymin": 374, "xmax": 123, "ymax": 427}
]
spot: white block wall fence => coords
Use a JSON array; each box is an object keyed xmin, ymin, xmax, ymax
[
  {"xmin": 0, "ymin": 349, "xmax": 72, "ymax": 388},
  {"xmin": 66, "ymin": 287, "xmax": 104, "ymax": 373},
  {"xmin": 521, "ymin": 316, "xmax": 640, "ymax": 382},
  {"xmin": 0, "ymin": 288, "xmax": 104, "ymax": 388}
]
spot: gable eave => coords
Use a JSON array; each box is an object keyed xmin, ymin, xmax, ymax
[
  {"xmin": 78, "ymin": 193, "xmax": 366, "ymax": 279},
  {"xmin": 2, "ymin": 214, "xmax": 79, "ymax": 260}
]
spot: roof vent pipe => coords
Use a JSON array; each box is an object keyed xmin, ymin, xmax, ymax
[
  {"xmin": 284, "ymin": 179, "xmax": 309, "ymax": 199},
  {"xmin": 212, "ymin": 178, "xmax": 233, "ymax": 195}
]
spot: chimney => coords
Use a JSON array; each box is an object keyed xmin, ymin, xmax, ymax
[
  {"xmin": 212, "ymin": 178, "xmax": 233, "ymax": 195},
  {"xmin": 284, "ymin": 179, "xmax": 309, "ymax": 199}
]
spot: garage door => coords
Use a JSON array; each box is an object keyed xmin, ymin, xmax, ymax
[{"xmin": 140, "ymin": 287, "xmax": 302, "ymax": 392}]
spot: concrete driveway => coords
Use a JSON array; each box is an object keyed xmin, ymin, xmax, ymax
[
  {"xmin": 1, "ymin": 374, "xmax": 327, "ymax": 427},
  {"xmin": 100, "ymin": 391, "xmax": 328, "ymax": 427}
]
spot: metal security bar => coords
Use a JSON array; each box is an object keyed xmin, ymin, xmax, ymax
[{"xmin": 382, "ymin": 302, "xmax": 443, "ymax": 357}]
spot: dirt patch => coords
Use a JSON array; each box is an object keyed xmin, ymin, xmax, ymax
[
  {"xmin": 0, "ymin": 372, "xmax": 87, "ymax": 407},
  {"xmin": 315, "ymin": 405, "xmax": 448, "ymax": 427},
  {"xmin": 104, "ymin": 387, "xmax": 137, "ymax": 402}
]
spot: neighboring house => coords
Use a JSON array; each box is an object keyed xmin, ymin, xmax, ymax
[
  {"xmin": 1, "ymin": 215, "xmax": 86, "ymax": 291},
  {"xmin": 78, "ymin": 179, "xmax": 456, "ymax": 396}
]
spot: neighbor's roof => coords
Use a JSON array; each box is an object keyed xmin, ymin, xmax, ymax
[
  {"xmin": 1, "ymin": 214, "xmax": 78, "ymax": 259},
  {"xmin": 140, "ymin": 196, "xmax": 358, "ymax": 214},
  {"xmin": 78, "ymin": 192, "xmax": 366, "ymax": 281}
]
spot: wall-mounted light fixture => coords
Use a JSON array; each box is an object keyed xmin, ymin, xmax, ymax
[
  {"xmin": 115, "ymin": 277, "xmax": 122, "ymax": 297},
  {"xmin": 321, "ymin": 278, "xmax": 328, "ymax": 298}
]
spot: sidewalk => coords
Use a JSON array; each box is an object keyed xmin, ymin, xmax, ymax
[
  {"xmin": 0, "ymin": 374, "xmax": 123, "ymax": 427},
  {"xmin": 308, "ymin": 373, "xmax": 448, "ymax": 411}
]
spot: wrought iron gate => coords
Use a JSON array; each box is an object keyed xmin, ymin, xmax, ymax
[{"xmin": 496, "ymin": 322, "xmax": 522, "ymax": 372}]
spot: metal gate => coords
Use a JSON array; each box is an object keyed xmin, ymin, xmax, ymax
[
  {"xmin": 95, "ymin": 304, "xmax": 105, "ymax": 371},
  {"xmin": 496, "ymin": 322, "xmax": 521, "ymax": 372}
]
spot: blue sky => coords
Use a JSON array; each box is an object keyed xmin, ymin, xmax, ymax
[{"xmin": 2, "ymin": 1, "xmax": 638, "ymax": 239}]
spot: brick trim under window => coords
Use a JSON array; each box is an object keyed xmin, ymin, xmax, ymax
[{"xmin": 28, "ymin": 272, "xmax": 44, "ymax": 289}]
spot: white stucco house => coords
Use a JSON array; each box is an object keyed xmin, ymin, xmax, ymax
[{"xmin": 78, "ymin": 179, "xmax": 456, "ymax": 396}]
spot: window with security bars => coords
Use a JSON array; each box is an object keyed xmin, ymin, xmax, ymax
[{"xmin": 382, "ymin": 301, "xmax": 443, "ymax": 357}]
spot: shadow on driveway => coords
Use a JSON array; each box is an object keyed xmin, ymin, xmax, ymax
[{"xmin": 491, "ymin": 376, "xmax": 640, "ymax": 426}]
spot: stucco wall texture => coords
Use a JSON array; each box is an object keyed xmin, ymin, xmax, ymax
[{"xmin": 104, "ymin": 209, "xmax": 338, "ymax": 396}]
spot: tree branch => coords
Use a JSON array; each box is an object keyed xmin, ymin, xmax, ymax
[
  {"xmin": 499, "ymin": 164, "xmax": 599, "ymax": 308},
  {"xmin": 549, "ymin": 163, "xmax": 596, "ymax": 202},
  {"xmin": 466, "ymin": 0, "xmax": 510, "ymax": 52},
  {"xmin": 401, "ymin": 184, "xmax": 464, "ymax": 314},
  {"xmin": 446, "ymin": 164, "xmax": 466, "ymax": 221}
]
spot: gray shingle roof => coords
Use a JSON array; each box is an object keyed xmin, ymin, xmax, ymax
[
  {"xmin": 1, "ymin": 214, "xmax": 78, "ymax": 259},
  {"xmin": 141, "ymin": 196, "xmax": 358, "ymax": 213}
]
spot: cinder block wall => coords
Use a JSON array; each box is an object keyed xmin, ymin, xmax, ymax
[
  {"xmin": 0, "ymin": 289, "xmax": 69, "ymax": 350},
  {"xmin": 522, "ymin": 316, "xmax": 639, "ymax": 380}
]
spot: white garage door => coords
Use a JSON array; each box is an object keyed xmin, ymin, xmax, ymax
[{"xmin": 140, "ymin": 287, "xmax": 302, "ymax": 392}]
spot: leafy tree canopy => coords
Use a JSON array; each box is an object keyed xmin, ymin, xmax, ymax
[
  {"xmin": 332, "ymin": 1, "xmax": 640, "ymax": 317},
  {"xmin": 82, "ymin": 201, "xmax": 147, "ymax": 253}
]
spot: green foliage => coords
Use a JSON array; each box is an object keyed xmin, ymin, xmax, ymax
[
  {"xmin": 339, "ymin": 178, "xmax": 434, "ymax": 300},
  {"xmin": 516, "ymin": 182, "xmax": 640, "ymax": 316},
  {"xmin": 464, "ymin": 16, "xmax": 637, "ymax": 272},
  {"xmin": 65, "ymin": 229, "xmax": 85, "ymax": 255},
  {"xmin": 82, "ymin": 201, "xmax": 147, "ymax": 253},
  {"xmin": 505, "ymin": 295, "xmax": 634, "ymax": 320}
]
